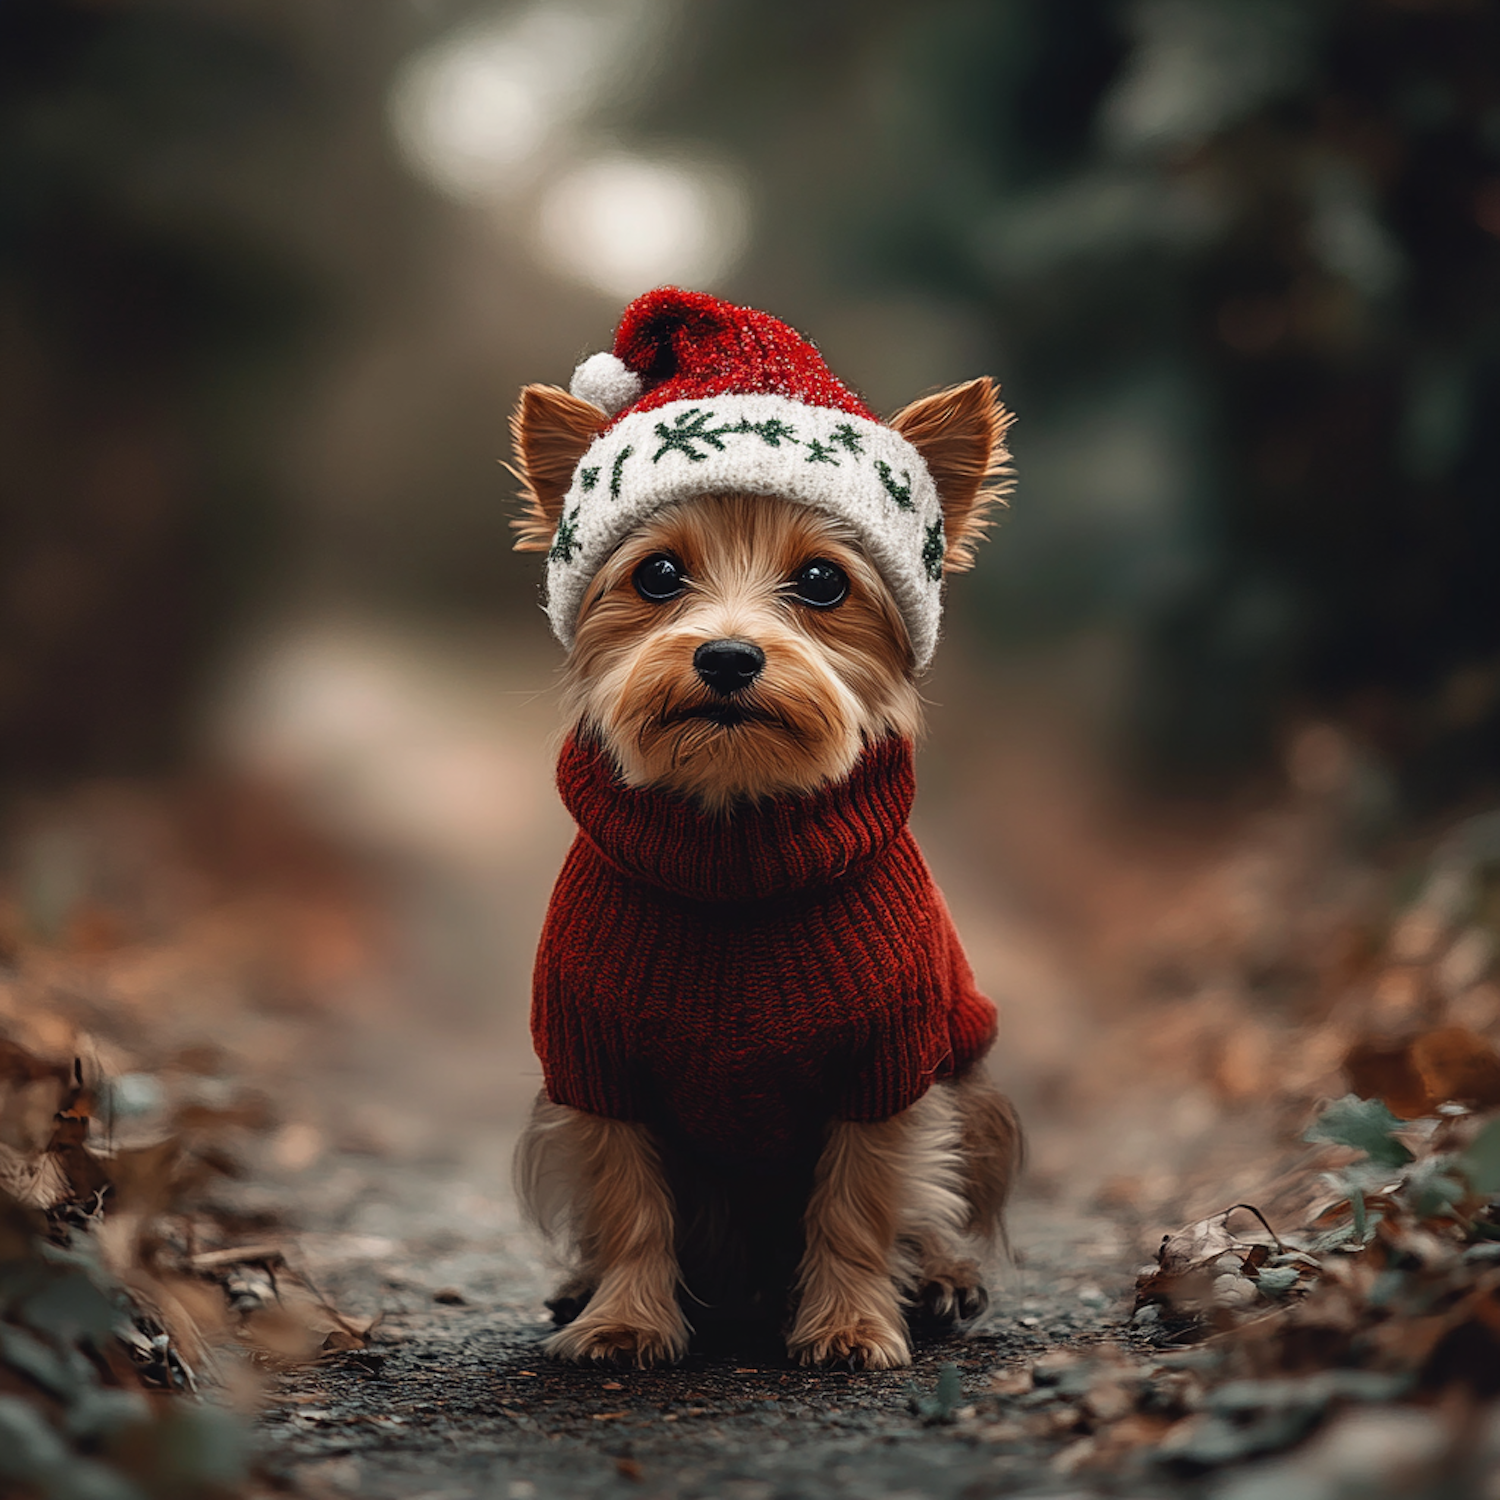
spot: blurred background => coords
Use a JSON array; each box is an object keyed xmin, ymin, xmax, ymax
[
  {"xmin": 3, "ymin": 0, "xmax": 1500, "ymax": 1179},
  {"xmin": 5, "ymin": 0, "xmax": 1498, "ymax": 797}
]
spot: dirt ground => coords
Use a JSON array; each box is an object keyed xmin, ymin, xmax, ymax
[{"xmin": 254, "ymin": 1147, "xmax": 1149, "ymax": 1499}]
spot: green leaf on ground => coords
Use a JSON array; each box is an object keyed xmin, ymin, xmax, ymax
[
  {"xmin": 1405, "ymin": 1158, "xmax": 1467, "ymax": 1219},
  {"xmin": 907, "ymin": 1361, "xmax": 962, "ymax": 1423},
  {"xmin": 1253, "ymin": 1266, "xmax": 1299, "ymax": 1296},
  {"xmin": 1303, "ymin": 1095, "xmax": 1415, "ymax": 1169}
]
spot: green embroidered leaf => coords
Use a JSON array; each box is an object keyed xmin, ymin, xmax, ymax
[
  {"xmin": 922, "ymin": 518, "xmax": 945, "ymax": 581},
  {"xmin": 548, "ymin": 507, "xmax": 581, "ymax": 563},
  {"xmin": 1303, "ymin": 1094, "xmax": 1414, "ymax": 1169},
  {"xmin": 609, "ymin": 446, "xmax": 633, "ymax": 500},
  {"xmin": 873, "ymin": 459, "xmax": 914, "ymax": 510},
  {"xmin": 651, "ymin": 409, "xmax": 738, "ymax": 462},
  {"xmin": 804, "ymin": 437, "xmax": 841, "ymax": 465},
  {"xmin": 737, "ymin": 416, "xmax": 800, "ymax": 447},
  {"xmin": 579, "ymin": 467, "xmax": 599, "ymax": 492},
  {"xmin": 830, "ymin": 422, "xmax": 864, "ymax": 455}
]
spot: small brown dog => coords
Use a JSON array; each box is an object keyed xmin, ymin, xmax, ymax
[{"xmin": 511, "ymin": 289, "xmax": 1020, "ymax": 1368}]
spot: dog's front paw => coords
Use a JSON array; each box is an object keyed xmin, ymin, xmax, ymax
[
  {"xmin": 788, "ymin": 1316, "xmax": 910, "ymax": 1370},
  {"xmin": 544, "ymin": 1309, "xmax": 688, "ymax": 1367},
  {"xmin": 917, "ymin": 1260, "xmax": 989, "ymax": 1327}
]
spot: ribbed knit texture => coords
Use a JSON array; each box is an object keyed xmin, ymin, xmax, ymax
[{"xmin": 531, "ymin": 735, "xmax": 997, "ymax": 1166}]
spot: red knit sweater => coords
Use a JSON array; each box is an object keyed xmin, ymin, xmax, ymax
[{"xmin": 531, "ymin": 735, "xmax": 997, "ymax": 1166}]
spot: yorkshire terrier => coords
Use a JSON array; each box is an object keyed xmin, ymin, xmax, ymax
[{"xmin": 509, "ymin": 288, "xmax": 1020, "ymax": 1369}]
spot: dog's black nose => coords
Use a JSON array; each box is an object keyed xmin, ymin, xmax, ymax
[{"xmin": 693, "ymin": 639, "xmax": 765, "ymax": 697}]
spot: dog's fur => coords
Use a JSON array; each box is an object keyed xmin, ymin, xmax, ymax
[{"xmin": 512, "ymin": 377, "xmax": 1020, "ymax": 1367}]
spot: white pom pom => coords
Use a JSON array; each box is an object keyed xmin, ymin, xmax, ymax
[{"xmin": 569, "ymin": 352, "xmax": 644, "ymax": 416}]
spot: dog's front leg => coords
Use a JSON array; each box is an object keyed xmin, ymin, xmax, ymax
[
  {"xmin": 788, "ymin": 1115, "xmax": 914, "ymax": 1370},
  {"xmin": 521, "ymin": 1103, "xmax": 688, "ymax": 1366}
]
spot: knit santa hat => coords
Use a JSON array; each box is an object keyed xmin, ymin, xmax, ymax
[{"xmin": 546, "ymin": 287, "xmax": 949, "ymax": 669}]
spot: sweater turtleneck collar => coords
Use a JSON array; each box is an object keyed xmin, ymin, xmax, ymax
[{"xmin": 555, "ymin": 732, "xmax": 915, "ymax": 903}]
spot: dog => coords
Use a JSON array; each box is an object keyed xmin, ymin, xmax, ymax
[{"xmin": 509, "ymin": 289, "xmax": 1020, "ymax": 1369}]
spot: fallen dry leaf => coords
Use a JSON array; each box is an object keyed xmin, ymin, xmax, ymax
[
  {"xmin": 989, "ymin": 1365, "xmax": 1033, "ymax": 1396},
  {"xmin": 1136, "ymin": 1204, "xmax": 1282, "ymax": 1322},
  {"xmin": 1410, "ymin": 1028, "xmax": 1500, "ymax": 1109},
  {"xmin": 1344, "ymin": 1038, "xmax": 1434, "ymax": 1119}
]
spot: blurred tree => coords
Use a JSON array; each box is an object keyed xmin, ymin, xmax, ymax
[
  {"xmin": 630, "ymin": 0, "xmax": 1500, "ymax": 808},
  {"xmin": 0, "ymin": 0, "xmax": 322, "ymax": 776},
  {"xmin": 8, "ymin": 0, "xmax": 1497, "ymax": 811}
]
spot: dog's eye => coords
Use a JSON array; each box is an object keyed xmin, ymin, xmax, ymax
[
  {"xmin": 789, "ymin": 559, "xmax": 849, "ymax": 609},
  {"xmin": 633, "ymin": 553, "xmax": 687, "ymax": 602}
]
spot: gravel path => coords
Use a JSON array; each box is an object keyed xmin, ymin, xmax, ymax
[{"xmin": 254, "ymin": 1138, "xmax": 1166, "ymax": 1500}]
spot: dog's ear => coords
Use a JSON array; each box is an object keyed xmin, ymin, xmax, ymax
[
  {"xmin": 889, "ymin": 378, "xmax": 1013, "ymax": 573},
  {"xmin": 509, "ymin": 384, "xmax": 607, "ymax": 552}
]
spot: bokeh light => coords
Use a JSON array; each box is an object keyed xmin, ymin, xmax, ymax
[{"xmin": 532, "ymin": 151, "xmax": 748, "ymax": 298}]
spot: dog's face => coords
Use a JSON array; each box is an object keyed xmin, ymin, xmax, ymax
[
  {"xmin": 512, "ymin": 377, "xmax": 1011, "ymax": 808},
  {"xmin": 564, "ymin": 492, "xmax": 919, "ymax": 808}
]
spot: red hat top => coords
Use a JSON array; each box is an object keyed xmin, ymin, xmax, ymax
[{"xmin": 594, "ymin": 287, "xmax": 877, "ymax": 424}]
